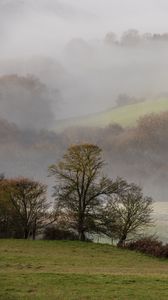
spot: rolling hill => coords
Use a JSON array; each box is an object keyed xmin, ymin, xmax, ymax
[
  {"xmin": 1, "ymin": 239, "xmax": 168, "ymax": 299},
  {"xmin": 55, "ymin": 98, "xmax": 168, "ymax": 131}
]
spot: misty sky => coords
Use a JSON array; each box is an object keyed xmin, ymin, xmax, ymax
[
  {"xmin": 1, "ymin": 1, "xmax": 168, "ymax": 235},
  {"xmin": 1, "ymin": 0, "xmax": 168, "ymax": 120},
  {"xmin": 67, "ymin": 0, "xmax": 168, "ymax": 33},
  {"xmin": 1, "ymin": 0, "xmax": 168, "ymax": 55}
]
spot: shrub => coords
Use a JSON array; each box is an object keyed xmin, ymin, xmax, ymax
[
  {"xmin": 43, "ymin": 226, "xmax": 79, "ymax": 241},
  {"xmin": 125, "ymin": 237, "xmax": 168, "ymax": 258}
]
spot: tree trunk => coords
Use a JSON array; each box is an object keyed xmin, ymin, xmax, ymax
[
  {"xmin": 79, "ymin": 230, "xmax": 86, "ymax": 241},
  {"xmin": 24, "ymin": 228, "xmax": 29, "ymax": 239},
  {"xmin": 32, "ymin": 219, "xmax": 37, "ymax": 240},
  {"xmin": 117, "ymin": 233, "xmax": 127, "ymax": 247},
  {"xmin": 32, "ymin": 229, "xmax": 36, "ymax": 240},
  {"xmin": 78, "ymin": 213, "xmax": 86, "ymax": 241}
]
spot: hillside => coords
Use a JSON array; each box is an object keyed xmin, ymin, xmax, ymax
[
  {"xmin": 1, "ymin": 111, "xmax": 168, "ymax": 203},
  {"xmin": 1, "ymin": 240, "xmax": 168, "ymax": 299},
  {"xmin": 56, "ymin": 98, "xmax": 168, "ymax": 131}
]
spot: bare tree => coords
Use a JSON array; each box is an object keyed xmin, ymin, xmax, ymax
[
  {"xmin": 3, "ymin": 178, "xmax": 50, "ymax": 239},
  {"xmin": 102, "ymin": 183, "xmax": 153, "ymax": 247},
  {"xmin": 0, "ymin": 177, "xmax": 19, "ymax": 238},
  {"xmin": 49, "ymin": 144, "xmax": 127, "ymax": 241}
]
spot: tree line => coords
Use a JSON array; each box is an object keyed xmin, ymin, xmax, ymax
[
  {"xmin": 0, "ymin": 111, "xmax": 168, "ymax": 202},
  {"xmin": 104, "ymin": 29, "xmax": 168, "ymax": 46},
  {"xmin": 0, "ymin": 144, "xmax": 153, "ymax": 246}
]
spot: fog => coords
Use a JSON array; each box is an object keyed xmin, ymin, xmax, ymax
[
  {"xmin": 0, "ymin": 0, "xmax": 168, "ymax": 179},
  {"xmin": 0, "ymin": 1, "xmax": 168, "ymax": 161},
  {"xmin": 1, "ymin": 1, "xmax": 168, "ymax": 240},
  {"xmin": 0, "ymin": 0, "xmax": 168, "ymax": 122}
]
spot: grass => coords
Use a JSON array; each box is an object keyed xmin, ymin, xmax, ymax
[
  {"xmin": 55, "ymin": 98, "xmax": 168, "ymax": 131},
  {"xmin": 0, "ymin": 240, "xmax": 168, "ymax": 299}
]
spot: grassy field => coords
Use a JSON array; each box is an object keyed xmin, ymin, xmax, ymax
[
  {"xmin": 56, "ymin": 98, "xmax": 168, "ymax": 131},
  {"xmin": 0, "ymin": 240, "xmax": 168, "ymax": 299}
]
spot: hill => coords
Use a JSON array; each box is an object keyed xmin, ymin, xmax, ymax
[
  {"xmin": 1, "ymin": 239, "xmax": 168, "ymax": 299},
  {"xmin": 1, "ymin": 111, "xmax": 168, "ymax": 203},
  {"xmin": 56, "ymin": 98, "xmax": 168, "ymax": 131}
]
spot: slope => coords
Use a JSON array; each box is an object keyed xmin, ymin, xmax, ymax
[
  {"xmin": 55, "ymin": 98, "xmax": 168, "ymax": 131},
  {"xmin": 0, "ymin": 239, "xmax": 168, "ymax": 299}
]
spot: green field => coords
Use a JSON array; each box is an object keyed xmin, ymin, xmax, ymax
[
  {"xmin": 56, "ymin": 98, "xmax": 168, "ymax": 131},
  {"xmin": 1, "ymin": 240, "xmax": 168, "ymax": 299}
]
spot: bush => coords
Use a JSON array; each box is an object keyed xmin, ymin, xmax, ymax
[
  {"xmin": 125, "ymin": 237, "xmax": 168, "ymax": 258},
  {"xmin": 43, "ymin": 226, "xmax": 79, "ymax": 241}
]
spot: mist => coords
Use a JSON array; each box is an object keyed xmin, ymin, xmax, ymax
[
  {"xmin": 0, "ymin": 0, "xmax": 168, "ymax": 200},
  {"xmin": 0, "ymin": 0, "xmax": 168, "ymax": 122}
]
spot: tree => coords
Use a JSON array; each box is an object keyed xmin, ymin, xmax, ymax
[
  {"xmin": 104, "ymin": 32, "xmax": 117, "ymax": 45},
  {"xmin": 0, "ymin": 175, "xmax": 18, "ymax": 238},
  {"xmin": 102, "ymin": 183, "xmax": 153, "ymax": 247},
  {"xmin": 2, "ymin": 178, "xmax": 50, "ymax": 239},
  {"xmin": 49, "ymin": 144, "xmax": 127, "ymax": 241},
  {"xmin": 121, "ymin": 29, "xmax": 141, "ymax": 46},
  {"xmin": 116, "ymin": 94, "xmax": 145, "ymax": 107}
]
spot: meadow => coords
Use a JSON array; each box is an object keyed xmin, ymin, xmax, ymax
[
  {"xmin": 0, "ymin": 239, "xmax": 168, "ymax": 299},
  {"xmin": 56, "ymin": 98, "xmax": 168, "ymax": 131}
]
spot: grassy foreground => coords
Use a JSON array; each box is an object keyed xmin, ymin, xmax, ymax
[
  {"xmin": 0, "ymin": 240, "xmax": 168, "ymax": 299},
  {"xmin": 56, "ymin": 98, "xmax": 168, "ymax": 131}
]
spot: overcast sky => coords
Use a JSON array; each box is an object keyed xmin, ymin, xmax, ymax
[
  {"xmin": 62, "ymin": 0, "xmax": 168, "ymax": 35},
  {"xmin": 1, "ymin": 0, "xmax": 168, "ymax": 119},
  {"xmin": 1, "ymin": 0, "xmax": 168, "ymax": 54}
]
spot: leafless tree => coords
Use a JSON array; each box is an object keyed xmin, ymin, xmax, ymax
[
  {"xmin": 49, "ymin": 144, "xmax": 127, "ymax": 241},
  {"xmin": 3, "ymin": 178, "xmax": 50, "ymax": 239},
  {"xmin": 102, "ymin": 183, "xmax": 153, "ymax": 247}
]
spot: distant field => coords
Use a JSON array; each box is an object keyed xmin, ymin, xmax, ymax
[
  {"xmin": 0, "ymin": 240, "xmax": 168, "ymax": 299},
  {"xmin": 55, "ymin": 98, "xmax": 168, "ymax": 131}
]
